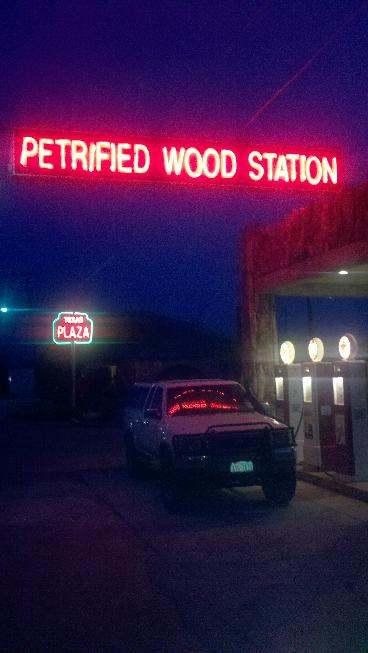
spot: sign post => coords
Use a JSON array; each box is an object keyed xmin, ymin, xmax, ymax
[
  {"xmin": 52, "ymin": 311, "xmax": 94, "ymax": 415},
  {"xmin": 71, "ymin": 342, "xmax": 76, "ymax": 413}
]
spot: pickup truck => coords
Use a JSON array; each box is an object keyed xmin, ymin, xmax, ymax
[{"xmin": 123, "ymin": 379, "xmax": 296, "ymax": 510}]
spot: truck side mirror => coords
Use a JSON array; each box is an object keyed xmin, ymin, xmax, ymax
[{"xmin": 260, "ymin": 402, "xmax": 272, "ymax": 416}]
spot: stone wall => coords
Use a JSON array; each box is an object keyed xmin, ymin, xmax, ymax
[{"xmin": 241, "ymin": 181, "xmax": 368, "ymax": 403}]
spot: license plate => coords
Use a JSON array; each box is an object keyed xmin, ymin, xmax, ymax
[{"xmin": 230, "ymin": 460, "xmax": 254, "ymax": 473}]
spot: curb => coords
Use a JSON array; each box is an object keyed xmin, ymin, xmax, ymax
[{"xmin": 296, "ymin": 470, "xmax": 368, "ymax": 504}]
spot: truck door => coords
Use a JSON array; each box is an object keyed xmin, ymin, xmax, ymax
[
  {"xmin": 139, "ymin": 385, "xmax": 164, "ymax": 459},
  {"xmin": 134, "ymin": 384, "xmax": 155, "ymax": 453}
]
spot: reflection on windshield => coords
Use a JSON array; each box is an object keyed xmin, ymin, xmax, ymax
[{"xmin": 167, "ymin": 385, "xmax": 254, "ymax": 416}]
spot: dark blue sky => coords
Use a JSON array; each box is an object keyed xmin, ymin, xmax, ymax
[{"xmin": 1, "ymin": 1, "xmax": 368, "ymax": 335}]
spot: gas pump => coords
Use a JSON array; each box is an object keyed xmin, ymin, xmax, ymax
[
  {"xmin": 275, "ymin": 341, "xmax": 295, "ymax": 424},
  {"xmin": 302, "ymin": 338, "xmax": 335, "ymax": 470},
  {"xmin": 276, "ymin": 341, "xmax": 304, "ymax": 462},
  {"xmin": 332, "ymin": 354, "xmax": 368, "ymax": 481},
  {"xmin": 287, "ymin": 363, "xmax": 304, "ymax": 463},
  {"xmin": 302, "ymin": 363, "xmax": 320, "ymax": 467},
  {"xmin": 275, "ymin": 363, "xmax": 289, "ymax": 425}
]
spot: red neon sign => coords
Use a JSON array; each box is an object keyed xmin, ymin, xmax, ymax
[
  {"xmin": 52, "ymin": 312, "xmax": 93, "ymax": 345},
  {"xmin": 14, "ymin": 130, "xmax": 340, "ymax": 189},
  {"xmin": 168, "ymin": 400, "xmax": 239, "ymax": 415}
]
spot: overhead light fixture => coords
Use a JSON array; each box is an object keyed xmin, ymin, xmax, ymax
[{"xmin": 338, "ymin": 270, "xmax": 349, "ymax": 275}]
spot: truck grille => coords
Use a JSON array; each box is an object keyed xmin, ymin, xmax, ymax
[
  {"xmin": 211, "ymin": 429, "xmax": 267, "ymax": 453},
  {"xmin": 209, "ymin": 428, "xmax": 269, "ymax": 473}
]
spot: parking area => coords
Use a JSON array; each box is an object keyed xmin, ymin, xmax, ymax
[{"xmin": 1, "ymin": 420, "xmax": 368, "ymax": 653}]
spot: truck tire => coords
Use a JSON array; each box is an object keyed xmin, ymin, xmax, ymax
[
  {"xmin": 262, "ymin": 472, "xmax": 296, "ymax": 507},
  {"xmin": 126, "ymin": 438, "xmax": 146, "ymax": 480}
]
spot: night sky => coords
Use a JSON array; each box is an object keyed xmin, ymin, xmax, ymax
[{"xmin": 1, "ymin": 1, "xmax": 368, "ymax": 337}]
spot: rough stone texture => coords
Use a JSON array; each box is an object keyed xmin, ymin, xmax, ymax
[
  {"xmin": 241, "ymin": 181, "xmax": 368, "ymax": 402},
  {"xmin": 248, "ymin": 182, "xmax": 368, "ymax": 277},
  {"xmin": 242, "ymin": 289, "xmax": 278, "ymax": 402}
]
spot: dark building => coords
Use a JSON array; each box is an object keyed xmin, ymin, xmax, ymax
[{"xmin": 0, "ymin": 310, "xmax": 240, "ymax": 418}]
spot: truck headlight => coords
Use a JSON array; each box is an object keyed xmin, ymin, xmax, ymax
[
  {"xmin": 173, "ymin": 435, "xmax": 210, "ymax": 455},
  {"xmin": 271, "ymin": 428, "xmax": 294, "ymax": 448}
]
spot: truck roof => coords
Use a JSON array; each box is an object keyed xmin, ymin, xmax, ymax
[{"xmin": 155, "ymin": 379, "xmax": 240, "ymax": 387}]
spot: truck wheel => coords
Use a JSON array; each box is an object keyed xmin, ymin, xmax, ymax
[
  {"xmin": 262, "ymin": 472, "xmax": 296, "ymax": 507},
  {"xmin": 126, "ymin": 439, "xmax": 146, "ymax": 480}
]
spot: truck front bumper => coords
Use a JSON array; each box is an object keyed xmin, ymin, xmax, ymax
[{"xmin": 174, "ymin": 448, "xmax": 296, "ymax": 488}]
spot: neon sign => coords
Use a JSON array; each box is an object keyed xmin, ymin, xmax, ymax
[
  {"xmin": 52, "ymin": 312, "xmax": 93, "ymax": 345},
  {"xmin": 14, "ymin": 130, "xmax": 340, "ymax": 189}
]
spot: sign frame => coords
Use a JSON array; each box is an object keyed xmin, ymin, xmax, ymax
[
  {"xmin": 13, "ymin": 129, "xmax": 341, "ymax": 192},
  {"xmin": 52, "ymin": 311, "xmax": 93, "ymax": 346}
]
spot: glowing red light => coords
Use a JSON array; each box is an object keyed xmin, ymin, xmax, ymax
[
  {"xmin": 209, "ymin": 402, "xmax": 237, "ymax": 410},
  {"xmin": 14, "ymin": 130, "xmax": 340, "ymax": 189},
  {"xmin": 168, "ymin": 399, "xmax": 238, "ymax": 415},
  {"xmin": 168, "ymin": 403, "xmax": 181, "ymax": 416}
]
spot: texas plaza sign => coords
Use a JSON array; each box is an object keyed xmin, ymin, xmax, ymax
[
  {"xmin": 52, "ymin": 312, "xmax": 93, "ymax": 345},
  {"xmin": 14, "ymin": 130, "xmax": 340, "ymax": 189}
]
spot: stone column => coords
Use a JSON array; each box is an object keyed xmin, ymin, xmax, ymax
[
  {"xmin": 241, "ymin": 232, "xmax": 278, "ymax": 404},
  {"xmin": 242, "ymin": 292, "xmax": 278, "ymax": 404}
]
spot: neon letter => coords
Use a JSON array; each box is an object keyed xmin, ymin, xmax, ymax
[
  {"xmin": 262, "ymin": 152, "xmax": 277, "ymax": 180},
  {"xmin": 322, "ymin": 157, "xmax": 337, "ymax": 184},
  {"xmin": 89, "ymin": 143, "xmax": 96, "ymax": 172},
  {"xmin": 300, "ymin": 155, "xmax": 307, "ymax": 182},
  {"xmin": 202, "ymin": 148, "xmax": 220, "ymax": 178},
  {"xmin": 117, "ymin": 143, "xmax": 132, "ymax": 173},
  {"xmin": 285, "ymin": 154, "xmax": 299, "ymax": 182},
  {"xmin": 248, "ymin": 151, "xmax": 264, "ymax": 181},
  {"xmin": 96, "ymin": 141, "xmax": 111, "ymax": 172},
  {"xmin": 20, "ymin": 136, "xmax": 38, "ymax": 167},
  {"xmin": 110, "ymin": 143, "xmax": 117, "ymax": 172},
  {"xmin": 55, "ymin": 139, "xmax": 71, "ymax": 169},
  {"xmin": 221, "ymin": 150, "xmax": 237, "ymax": 178},
  {"xmin": 306, "ymin": 156, "xmax": 322, "ymax": 185},
  {"xmin": 71, "ymin": 140, "xmax": 88, "ymax": 171},
  {"xmin": 162, "ymin": 147, "xmax": 185, "ymax": 175},
  {"xmin": 274, "ymin": 155, "xmax": 289, "ymax": 182},
  {"xmin": 184, "ymin": 148, "xmax": 203, "ymax": 178},
  {"xmin": 39, "ymin": 139, "xmax": 54, "ymax": 170},
  {"xmin": 134, "ymin": 144, "xmax": 150, "ymax": 174},
  {"xmin": 83, "ymin": 326, "xmax": 89, "ymax": 338},
  {"xmin": 57, "ymin": 326, "xmax": 64, "ymax": 337}
]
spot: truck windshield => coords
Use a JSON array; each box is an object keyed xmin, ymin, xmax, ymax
[{"xmin": 167, "ymin": 384, "xmax": 255, "ymax": 416}]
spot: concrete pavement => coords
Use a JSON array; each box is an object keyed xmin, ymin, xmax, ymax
[
  {"xmin": 2, "ymin": 420, "xmax": 368, "ymax": 652},
  {"xmin": 297, "ymin": 465, "xmax": 368, "ymax": 503}
]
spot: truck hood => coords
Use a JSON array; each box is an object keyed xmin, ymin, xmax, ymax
[{"xmin": 164, "ymin": 411, "xmax": 286, "ymax": 436}]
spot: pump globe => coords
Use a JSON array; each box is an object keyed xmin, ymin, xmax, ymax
[
  {"xmin": 280, "ymin": 341, "xmax": 296, "ymax": 365},
  {"xmin": 339, "ymin": 333, "xmax": 358, "ymax": 360},
  {"xmin": 308, "ymin": 337, "xmax": 324, "ymax": 362}
]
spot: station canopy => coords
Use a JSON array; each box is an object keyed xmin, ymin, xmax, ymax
[{"xmin": 244, "ymin": 180, "xmax": 368, "ymax": 298}]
